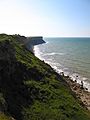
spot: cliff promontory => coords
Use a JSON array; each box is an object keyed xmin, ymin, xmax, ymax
[{"xmin": 0, "ymin": 34, "xmax": 90, "ymax": 120}]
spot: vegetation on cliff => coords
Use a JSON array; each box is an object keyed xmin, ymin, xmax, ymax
[{"xmin": 0, "ymin": 34, "xmax": 90, "ymax": 120}]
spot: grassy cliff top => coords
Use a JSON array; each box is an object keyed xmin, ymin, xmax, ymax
[{"xmin": 0, "ymin": 34, "xmax": 90, "ymax": 120}]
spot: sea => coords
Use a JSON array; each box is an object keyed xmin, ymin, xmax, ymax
[{"xmin": 34, "ymin": 37, "xmax": 90, "ymax": 91}]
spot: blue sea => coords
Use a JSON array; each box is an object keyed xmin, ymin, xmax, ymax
[{"xmin": 34, "ymin": 38, "xmax": 90, "ymax": 91}]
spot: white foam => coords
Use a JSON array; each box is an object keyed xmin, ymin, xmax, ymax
[
  {"xmin": 49, "ymin": 62, "xmax": 61, "ymax": 66},
  {"xmin": 83, "ymin": 81, "xmax": 90, "ymax": 91},
  {"xmin": 70, "ymin": 73, "xmax": 90, "ymax": 91},
  {"xmin": 43, "ymin": 52, "xmax": 65, "ymax": 56},
  {"xmin": 82, "ymin": 77, "xmax": 88, "ymax": 81},
  {"xmin": 45, "ymin": 41, "xmax": 49, "ymax": 44},
  {"xmin": 34, "ymin": 45, "xmax": 44, "ymax": 60}
]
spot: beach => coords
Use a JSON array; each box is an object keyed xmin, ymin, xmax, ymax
[{"xmin": 63, "ymin": 75, "xmax": 90, "ymax": 110}]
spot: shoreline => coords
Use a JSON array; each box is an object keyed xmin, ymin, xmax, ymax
[
  {"xmin": 32, "ymin": 43, "xmax": 90, "ymax": 111},
  {"xmin": 51, "ymin": 65, "xmax": 90, "ymax": 110},
  {"xmin": 63, "ymin": 75, "xmax": 90, "ymax": 110}
]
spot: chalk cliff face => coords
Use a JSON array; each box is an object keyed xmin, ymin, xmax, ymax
[
  {"xmin": 26, "ymin": 36, "xmax": 45, "ymax": 52},
  {"xmin": 28, "ymin": 36, "xmax": 45, "ymax": 45},
  {"xmin": 0, "ymin": 34, "xmax": 90, "ymax": 120}
]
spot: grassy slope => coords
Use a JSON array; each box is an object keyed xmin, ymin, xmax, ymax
[
  {"xmin": 0, "ymin": 34, "xmax": 90, "ymax": 120},
  {"xmin": 0, "ymin": 113, "xmax": 12, "ymax": 120}
]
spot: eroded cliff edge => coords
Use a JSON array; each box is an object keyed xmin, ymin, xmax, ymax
[{"xmin": 0, "ymin": 34, "xmax": 90, "ymax": 120}]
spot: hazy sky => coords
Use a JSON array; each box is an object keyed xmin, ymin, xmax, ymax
[{"xmin": 0, "ymin": 0, "xmax": 90, "ymax": 37}]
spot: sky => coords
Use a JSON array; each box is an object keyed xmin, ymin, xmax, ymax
[{"xmin": 0, "ymin": 0, "xmax": 90, "ymax": 37}]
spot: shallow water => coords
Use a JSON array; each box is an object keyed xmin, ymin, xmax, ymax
[{"xmin": 34, "ymin": 37, "xmax": 90, "ymax": 91}]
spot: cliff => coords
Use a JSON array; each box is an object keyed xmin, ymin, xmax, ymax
[
  {"xmin": 0, "ymin": 34, "xmax": 90, "ymax": 120},
  {"xmin": 26, "ymin": 36, "xmax": 45, "ymax": 52}
]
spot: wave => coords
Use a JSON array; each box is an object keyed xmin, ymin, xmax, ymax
[
  {"xmin": 34, "ymin": 45, "xmax": 44, "ymax": 60},
  {"xmin": 43, "ymin": 52, "xmax": 65, "ymax": 56},
  {"xmin": 45, "ymin": 41, "xmax": 49, "ymax": 44}
]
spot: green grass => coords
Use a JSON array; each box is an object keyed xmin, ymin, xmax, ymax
[
  {"xmin": 0, "ymin": 113, "xmax": 12, "ymax": 120},
  {"xmin": 0, "ymin": 34, "xmax": 90, "ymax": 120}
]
